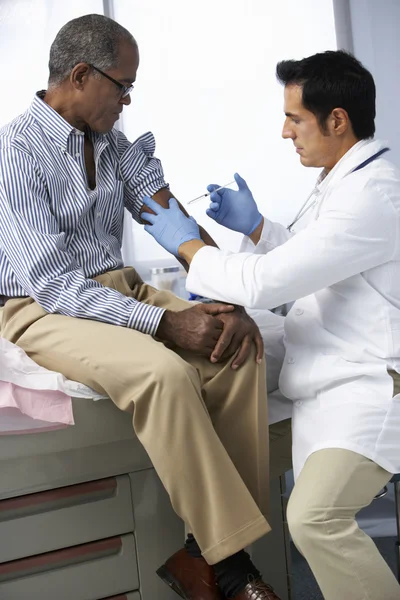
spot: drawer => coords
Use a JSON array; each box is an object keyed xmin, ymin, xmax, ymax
[
  {"xmin": 0, "ymin": 534, "xmax": 139, "ymax": 600},
  {"xmin": 0, "ymin": 475, "xmax": 134, "ymax": 562}
]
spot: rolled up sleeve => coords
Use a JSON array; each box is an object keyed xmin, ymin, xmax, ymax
[{"xmin": 117, "ymin": 131, "xmax": 169, "ymax": 222}]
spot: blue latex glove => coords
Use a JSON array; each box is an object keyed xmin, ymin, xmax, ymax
[
  {"xmin": 142, "ymin": 196, "xmax": 201, "ymax": 256},
  {"xmin": 206, "ymin": 172, "xmax": 262, "ymax": 235}
]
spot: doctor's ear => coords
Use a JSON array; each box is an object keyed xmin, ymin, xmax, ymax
[{"xmin": 330, "ymin": 108, "xmax": 351, "ymax": 136}]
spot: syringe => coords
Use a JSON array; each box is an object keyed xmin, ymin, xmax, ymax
[{"xmin": 186, "ymin": 180, "xmax": 236, "ymax": 205}]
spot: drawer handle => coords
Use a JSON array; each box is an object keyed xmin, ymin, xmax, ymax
[
  {"xmin": 0, "ymin": 536, "xmax": 122, "ymax": 582},
  {"xmin": 0, "ymin": 477, "xmax": 118, "ymax": 520}
]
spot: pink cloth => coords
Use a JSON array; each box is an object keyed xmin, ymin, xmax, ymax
[
  {"xmin": 0, "ymin": 381, "xmax": 74, "ymax": 435},
  {"xmin": 0, "ymin": 336, "xmax": 106, "ymax": 435}
]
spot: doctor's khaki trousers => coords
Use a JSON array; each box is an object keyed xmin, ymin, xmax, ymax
[
  {"xmin": 1, "ymin": 267, "xmax": 271, "ymax": 565},
  {"xmin": 287, "ymin": 376, "xmax": 400, "ymax": 600}
]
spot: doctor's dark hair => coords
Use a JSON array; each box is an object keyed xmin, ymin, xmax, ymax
[
  {"xmin": 48, "ymin": 14, "xmax": 136, "ymax": 87},
  {"xmin": 276, "ymin": 50, "xmax": 376, "ymax": 140}
]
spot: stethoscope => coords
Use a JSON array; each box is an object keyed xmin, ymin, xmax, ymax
[{"xmin": 286, "ymin": 147, "xmax": 390, "ymax": 232}]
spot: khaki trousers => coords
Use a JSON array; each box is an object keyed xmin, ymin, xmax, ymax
[
  {"xmin": 287, "ymin": 431, "xmax": 400, "ymax": 598},
  {"xmin": 1, "ymin": 267, "xmax": 273, "ymax": 565}
]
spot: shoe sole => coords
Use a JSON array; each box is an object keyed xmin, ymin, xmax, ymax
[{"xmin": 156, "ymin": 564, "xmax": 191, "ymax": 599}]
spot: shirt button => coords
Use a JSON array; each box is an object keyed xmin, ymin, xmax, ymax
[
  {"xmin": 75, "ymin": 152, "xmax": 81, "ymax": 158},
  {"xmin": 287, "ymin": 357, "xmax": 295, "ymax": 364},
  {"xmin": 97, "ymin": 212, "xmax": 101, "ymax": 218},
  {"xmin": 295, "ymin": 401, "xmax": 303, "ymax": 407},
  {"xmin": 106, "ymin": 244, "xmax": 110, "ymax": 250},
  {"xmin": 295, "ymin": 308, "xmax": 304, "ymax": 316}
]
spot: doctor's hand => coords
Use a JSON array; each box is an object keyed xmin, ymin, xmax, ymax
[
  {"xmin": 206, "ymin": 173, "xmax": 262, "ymax": 236},
  {"xmin": 142, "ymin": 196, "xmax": 201, "ymax": 256}
]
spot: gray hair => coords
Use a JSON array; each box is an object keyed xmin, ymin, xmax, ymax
[{"xmin": 48, "ymin": 14, "xmax": 136, "ymax": 86}]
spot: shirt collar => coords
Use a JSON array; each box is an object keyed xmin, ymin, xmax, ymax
[
  {"xmin": 29, "ymin": 91, "xmax": 110, "ymax": 152},
  {"xmin": 28, "ymin": 91, "xmax": 80, "ymax": 150},
  {"xmin": 315, "ymin": 138, "xmax": 389, "ymax": 193}
]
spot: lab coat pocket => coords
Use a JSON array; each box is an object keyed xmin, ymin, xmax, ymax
[{"xmin": 312, "ymin": 354, "xmax": 393, "ymax": 409}]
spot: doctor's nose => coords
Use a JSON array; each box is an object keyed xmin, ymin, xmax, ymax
[{"xmin": 282, "ymin": 124, "xmax": 295, "ymax": 140}]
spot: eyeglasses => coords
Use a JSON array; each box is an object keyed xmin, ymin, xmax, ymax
[{"xmin": 89, "ymin": 64, "xmax": 134, "ymax": 98}]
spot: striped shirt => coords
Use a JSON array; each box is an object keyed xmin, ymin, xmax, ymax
[{"xmin": 0, "ymin": 92, "xmax": 168, "ymax": 335}]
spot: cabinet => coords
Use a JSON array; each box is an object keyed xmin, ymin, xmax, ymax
[
  {"xmin": 0, "ymin": 397, "xmax": 291, "ymax": 599},
  {"xmin": 0, "ymin": 398, "xmax": 184, "ymax": 600}
]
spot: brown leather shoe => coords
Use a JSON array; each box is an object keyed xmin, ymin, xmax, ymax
[
  {"xmin": 156, "ymin": 548, "xmax": 223, "ymax": 599},
  {"xmin": 230, "ymin": 578, "xmax": 282, "ymax": 600}
]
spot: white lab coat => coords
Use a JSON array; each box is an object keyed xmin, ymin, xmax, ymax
[{"xmin": 187, "ymin": 139, "xmax": 400, "ymax": 478}]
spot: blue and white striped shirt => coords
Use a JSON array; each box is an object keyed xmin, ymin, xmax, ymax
[{"xmin": 0, "ymin": 92, "xmax": 168, "ymax": 335}]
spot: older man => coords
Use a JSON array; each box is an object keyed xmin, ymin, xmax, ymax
[{"xmin": 0, "ymin": 13, "xmax": 290, "ymax": 600}]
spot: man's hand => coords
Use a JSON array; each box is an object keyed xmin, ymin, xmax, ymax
[
  {"xmin": 157, "ymin": 303, "xmax": 235, "ymax": 356},
  {"xmin": 210, "ymin": 306, "xmax": 264, "ymax": 369}
]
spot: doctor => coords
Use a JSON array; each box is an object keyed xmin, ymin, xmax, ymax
[{"xmin": 143, "ymin": 50, "xmax": 400, "ymax": 599}]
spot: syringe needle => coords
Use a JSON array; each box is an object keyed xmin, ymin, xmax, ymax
[{"xmin": 187, "ymin": 180, "xmax": 235, "ymax": 205}]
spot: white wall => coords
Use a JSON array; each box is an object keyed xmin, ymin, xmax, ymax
[
  {"xmin": 0, "ymin": 0, "xmax": 337, "ymax": 267},
  {"xmin": 0, "ymin": 0, "xmax": 104, "ymax": 126},
  {"xmin": 348, "ymin": 0, "xmax": 400, "ymax": 167},
  {"xmin": 113, "ymin": 0, "xmax": 337, "ymax": 264},
  {"xmin": 0, "ymin": 1, "xmax": 398, "ymax": 268}
]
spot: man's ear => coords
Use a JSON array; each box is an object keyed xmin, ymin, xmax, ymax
[
  {"xmin": 70, "ymin": 63, "xmax": 91, "ymax": 91},
  {"xmin": 330, "ymin": 107, "xmax": 350, "ymax": 136}
]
